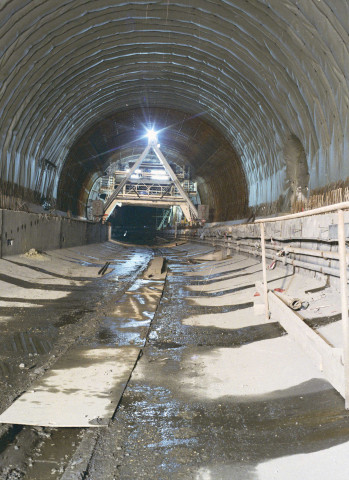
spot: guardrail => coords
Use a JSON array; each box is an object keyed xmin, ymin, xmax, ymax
[{"xmin": 255, "ymin": 202, "xmax": 349, "ymax": 408}]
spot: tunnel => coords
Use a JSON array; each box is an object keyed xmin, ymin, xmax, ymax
[{"xmin": 0, "ymin": 1, "xmax": 349, "ymax": 478}]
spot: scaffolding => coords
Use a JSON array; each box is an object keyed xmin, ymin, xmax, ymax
[{"xmin": 102, "ymin": 134, "xmax": 199, "ymax": 223}]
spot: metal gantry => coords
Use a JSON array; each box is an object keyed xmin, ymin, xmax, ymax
[{"xmin": 102, "ymin": 134, "xmax": 199, "ymax": 223}]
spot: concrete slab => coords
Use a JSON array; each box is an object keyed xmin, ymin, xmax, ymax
[
  {"xmin": 186, "ymin": 273, "xmax": 322, "ymax": 307},
  {"xmin": 0, "ymin": 258, "xmax": 83, "ymax": 286},
  {"xmin": 143, "ymin": 256, "xmax": 166, "ymax": 280},
  {"xmin": 187, "ymin": 287, "xmax": 256, "ymax": 306},
  {"xmin": 184, "ymin": 255, "xmax": 250, "ymax": 273},
  {"xmin": 282, "ymin": 274, "xmax": 327, "ymax": 297},
  {"xmin": 188, "ymin": 266, "xmax": 290, "ymax": 293},
  {"xmin": 195, "ymin": 262, "xmax": 263, "ymax": 282},
  {"xmin": 169, "ymin": 243, "xmax": 214, "ymax": 258},
  {"xmin": 4, "ymin": 241, "xmax": 128, "ymax": 281},
  {"xmin": 191, "ymin": 250, "xmax": 227, "ymax": 261},
  {"xmin": 185, "ymin": 257, "xmax": 259, "ymax": 277},
  {"xmin": 176, "ymin": 337, "xmax": 329, "ymax": 400},
  {"xmin": 0, "ymin": 346, "xmax": 139, "ymax": 428},
  {"xmin": 301, "ymin": 288, "xmax": 342, "ymax": 320},
  {"xmin": 256, "ymin": 441, "xmax": 349, "ymax": 480},
  {"xmin": 317, "ymin": 321, "xmax": 342, "ymax": 348},
  {"xmin": 0, "ymin": 279, "xmax": 69, "ymax": 300},
  {"xmin": 0, "ymin": 301, "xmax": 42, "ymax": 308},
  {"xmin": 182, "ymin": 307, "xmax": 269, "ymax": 329},
  {"xmin": 269, "ymin": 291, "xmax": 344, "ymax": 398}
]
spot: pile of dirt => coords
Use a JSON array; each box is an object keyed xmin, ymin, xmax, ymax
[{"xmin": 24, "ymin": 248, "xmax": 47, "ymax": 260}]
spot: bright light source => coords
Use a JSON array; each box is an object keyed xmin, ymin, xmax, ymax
[{"xmin": 146, "ymin": 129, "xmax": 158, "ymax": 143}]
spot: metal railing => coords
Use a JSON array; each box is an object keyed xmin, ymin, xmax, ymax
[
  {"xmin": 255, "ymin": 201, "xmax": 349, "ymax": 407},
  {"xmin": 121, "ymin": 183, "xmax": 179, "ymax": 198},
  {"xmin": 101, "ymin": 182, "xmax": 197, "ymax": 199}
]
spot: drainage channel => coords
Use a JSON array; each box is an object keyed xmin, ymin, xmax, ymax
[{"xmin": 0, "ymin": 250, "xmax": 166, "ymax": 480}]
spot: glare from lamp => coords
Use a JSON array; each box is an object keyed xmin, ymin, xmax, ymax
[{"xmin": 146, "ymin": 129, "xmax": 158, "ymax": 143}]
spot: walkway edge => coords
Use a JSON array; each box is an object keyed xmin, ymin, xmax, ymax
[{"xmin": 269, "ymin": 291, "xmax": 344, "ymax": 398}]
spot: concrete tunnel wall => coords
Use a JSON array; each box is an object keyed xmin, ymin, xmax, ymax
[
  {"xmin": 0, "ymin": 209, "xmax": 109, "ymax": 257},
  {"xmin": 0, "ymin": 1, "xmax": 348, "ymax": 221}
]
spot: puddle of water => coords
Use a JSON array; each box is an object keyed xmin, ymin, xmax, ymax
[
  {"xmin": 0, "ymin": 425, "xmax": 23, "ymax": 456},
  {"xmin": 96, "ymin": 315, "xmax": 150, "ymax": 347},
  {"xmin": 133, "ymin": 294, "xmax": 146, "ymax": 305},
  {"xmin": 96, "ymin": 326, "xmax": 146, "ymax": 347},
  {"xmin": 118, "ymin": 318, "xmax": 152, "ymax": 328},
  {"xmin": 127, "ymin": 278, "xmax": 163, "ymax": 292},
  {"xmin": 111, "ymin": 252, "xmax": 152, "ymax": 278},
  {"xmin": 25, "ymin": 428, "xmax": 84, "ymax": 480}
]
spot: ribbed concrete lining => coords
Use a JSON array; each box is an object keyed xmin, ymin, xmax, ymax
[{"xmin": 0, "ymin": 0, "xmax": 348, "ymax": 214}]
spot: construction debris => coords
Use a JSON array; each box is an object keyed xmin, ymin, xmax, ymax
[
  {"xmin": 24, "ymin": 249, "xmax": 46, "ymax": 260},
  {"xmin": 98, "ymin": 261, "xmax": 110, "ymax": 276},
  {"xmin": 273, "ymin": 290, "xmax": 303, "ymax": 311}
]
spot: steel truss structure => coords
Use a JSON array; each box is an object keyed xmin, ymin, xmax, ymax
[{"xmin": 102, "ymin": 136, "xmax": 199, "ymax": 222}]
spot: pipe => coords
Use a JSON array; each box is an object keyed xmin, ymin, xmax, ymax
[
  {"xmin": 273, "ymin": 291, "xmax": 303, "ymax": 310},
  {"xmin": 172, "ymin": 231, "xmax": 348, "ymax": 279},
  {"xmin": 212, "ymin": 236, "xmax": 348, "ymax": 264},
  {"xmin": 234, "ymin": 240, "xmax": 347, "ymax": 262},
  {"xmin": 221, "ymin": 241, "xmax": 345, "ymax": 279}
]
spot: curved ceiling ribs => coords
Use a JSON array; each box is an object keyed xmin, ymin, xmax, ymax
[{"xmin": 0, "ymin": 1, "xmax": 348, "ymax": 218}]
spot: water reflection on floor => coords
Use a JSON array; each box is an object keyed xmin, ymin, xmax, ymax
[{"xmin": 95, "ymin": 274, "xmax": 166, "ymax": 349}]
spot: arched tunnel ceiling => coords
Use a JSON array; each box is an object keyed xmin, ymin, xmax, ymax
[
  {"xmin": 0, "ymin": 0, "xmax": 348, "ymax": 217},
  {"xmin": 58, "ymin": 108, "xmax": 248, "ymax": 220}
]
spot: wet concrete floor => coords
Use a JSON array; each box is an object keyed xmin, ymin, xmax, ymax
[
  {"xmin": 0, "ymin": 241, "xmax": 153, "ymax": 479},
  {"xmin": 1, "ymin": 241, "xmax": 349, "ymax": 479},
  {"xmin": 86, "ymin": 245, "xmax": 349, "ymax": 480}
]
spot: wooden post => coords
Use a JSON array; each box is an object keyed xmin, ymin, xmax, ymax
[
  {"xmin": 338, "ymin": 209, "xmax": 349, "ymax": 408},
  {"xmin": 260, "ymin": 222, "xmax": 269, "ymax": 320}
]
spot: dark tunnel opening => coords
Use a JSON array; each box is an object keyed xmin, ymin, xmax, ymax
[{"xmin": 110, "ymin": 205, "xmax": 172, "ymax": 245}]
